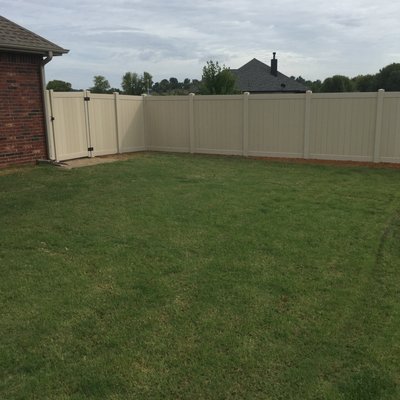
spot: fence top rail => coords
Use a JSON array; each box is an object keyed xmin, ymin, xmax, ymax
[
  {"xmin": 88, "ymin": 93, "xmax": 144, "ymax": 100},
  {"xmin": 194, "ymin": 95, "xmax": 244, "ymax": 101},
  {"xmin": 46, "ymin": 91, "xmax": 145, "ymax": 100},
  {"xmin": 118, "ymin": 95, "xmax": 144, "ymax": 101},
  {"xmin": 145, "ymin": 95, "xmax": 244, "ymax": 101},
  {"xmin": 89, "ymin": 93, "xmax": 116, "ymax": 100},
  {"xmin": 144, "ymin": 96, "xmax": 189, "ymax": 102},
  {"xmin": 311, "ymin": 92, "xmax": 381, "ymax": 99},
  {"xmin": 47, "ymin": 90, "xmax": 85, "ymax": 98},
  {"xmin": 47, "ymin": 90, "xmax": 400, "ymax": 100},
  {"xmin": 383, "ymin": 92, "xmax": 400, "ymax": 98},
  {"xmin": 248, "ymin": 93, "xmax": 306, "ymax": 101},
  {"xmin": 88, "ymin": 93, "xmax": 143, "ymax": 100}
]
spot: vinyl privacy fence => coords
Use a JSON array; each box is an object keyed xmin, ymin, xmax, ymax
[
  {"xmin": 46, "ymin": 91, "xmax": 145, "ymax": 161},
  {"xmin": 46, "ymin": 90, "xmax": 400, "ymax": 164}
]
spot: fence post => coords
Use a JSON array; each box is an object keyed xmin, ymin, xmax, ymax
[
  {"xmin": 303, "ymin": 90, "xmax": 312, "ymax": 159},
  {"xmin": 243, "ymin": 92, "xmax": 250, "ymax": 156},
  {"xmin": 114, "ymin": 92, "xmax": 121, "ymax": 153},
  {"xmin": 189, "ymin": 93, "xmax": 195, "ymax": 153},
  {"xmin": 373, "ymin": 89, "xmax": 385, "ymax": 163},
  {"xmin": 141, "ymin": 94, "xmax": 148, "ymax": 151},
  {"xmin": 47, "ymin": 89, "xmax": 58, "ymax": 162},
  {"xmin": 43, "ymin": 89, "xmax": 55, "ymax": 161},
  {"xmin": 84, "ymin": 90, "xmax": 94, "ymax": 157}
]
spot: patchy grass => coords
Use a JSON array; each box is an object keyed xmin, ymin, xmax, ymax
[{"xmin": 1, "ymin": 153, "xmax": 400, "ymax": 399}]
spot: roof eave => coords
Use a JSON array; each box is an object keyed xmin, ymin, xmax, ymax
[{"xmin": 0, "ymin": 44, "xmax": 69, "ymax": 56}]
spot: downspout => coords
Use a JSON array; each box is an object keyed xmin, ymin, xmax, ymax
[{"xmin": 40, "ymin": 51, "xmax": 54, "ymax": 161}]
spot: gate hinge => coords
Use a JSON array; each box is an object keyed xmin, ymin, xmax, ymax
[
  {"xmin": 50, "ymin": 116, "xmax": 55, "ymax": 121},
  {"xmin": 88, "ymin": 147, "xmax": 94, "ymax": 152},
  {"xmin": 84, "ymin": 96, "xmax": 90, "ymax": 101}
]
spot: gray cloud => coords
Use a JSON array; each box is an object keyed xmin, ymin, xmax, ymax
[{"xmin": 2, "ymin": 0, "xmax": 399, "ymax": 89}]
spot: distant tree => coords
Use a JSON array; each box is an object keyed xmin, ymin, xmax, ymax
[
  {"xmin": 151, "ymin": 82, "xmax": 160, "ymax": 93},
  {"xmin": 183, "ymin": 78, "xmax": 191, "ymax": 90},
  {"xmin": 309, "ymin": 80, "xmax": 322, "ymax": 92},
  {"xmin": 375, "ymin": 63, "xmax": 400, "ymax": 91},
  {"xmin": 190, "ymin": 79, "xmax": 201, "ymax": 93},
  {"xmin": 143, "ymin": 71, "xmax": 153, "ymax": 94},
  {"xmin": 108, "ymin": 88, "xmax": 121, "ymax": 94},
  {"xmin": 169, "ymin": 77, "xmax": 180, "ymax": 90},
  {"xmin": 218, "ymin": 69, "xmax": 237, "ymax": 94},
  {"xmin": 151, "ymin": 77, "xmax": 201, "ymax": 95},
  {"xmin": 320, "ymin": 75, "xmax": 354, "ymax": 92},
  {"xmin": 148, "ymin": 79, "xmax": 170, "ymax": 95},
  {"xmin": 201, "ymin": 60, "xmax": 236, "ymax": 94},
  {"xmin": 46, "ymin": 80, "xmax": 72, "ymax": 92},
  {"xmin": 121, "ymin": 72, "xmax": 143, "ymax": 95},
  {"xmin": 159, "ymin": 79, "xmax": 171, "ymax": 93},
  {"xmin": 294, "ymin": 76, "xmax": 307, "ymax": 85},
  {"xmin": 287, "ymin": 76, "xmax": 323, "ymax": 93},
  {"xmin": 122, "ymin": 72, "xmax": 153, "ymax": 95},
  {"xmin": 353, "ymin": 74, "xmax": 377, "ymax": 92},
  {"xmin": 90, "ymin": 75, "xmax": 110, "ymax": 93},
  {"xmin": 287, "ymin": 62, "xmax": 400, "ymax": 94},
  {"xmin": 201, "ymin": 60, "xmax": 220, "ymax": 94}
]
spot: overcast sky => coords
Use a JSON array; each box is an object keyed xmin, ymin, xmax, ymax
[{"xmin": 2, "ymin": 0, "xmax": 400, "ymax": 89}]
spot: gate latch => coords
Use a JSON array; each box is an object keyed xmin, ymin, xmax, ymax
[{"xmin": 88, "ymin": 147, "xmax": 94, "ymax": 151}]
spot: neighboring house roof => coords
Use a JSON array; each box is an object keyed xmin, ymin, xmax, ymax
[
  {"xmin": 231, "ymin": 58, "xmax": 307, "ymax": 93},
  {"xmin": 0, "ymin": 15, "xmax": 68, "ymax": 56}
]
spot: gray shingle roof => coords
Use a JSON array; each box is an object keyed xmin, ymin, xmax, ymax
[
  {"xmin": 231, "ymin": 58, "xmax": 307, "ymax": 93},
  {"xmin": 0, "ymin": 15, "xmax": 68, "ymax": 56}
]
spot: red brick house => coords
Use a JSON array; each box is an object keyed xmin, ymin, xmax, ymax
[{"xmin": 0, "ymin": 16, "xmax": 68, "ymax": 167}]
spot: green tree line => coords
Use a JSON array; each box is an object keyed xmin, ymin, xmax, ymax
[
  {"xmin": 46, "ymin": 60, "xmax": 236, "ymax": 95},
  {"xmin": 47, "ymin": 62, "xmax": 400, "ymax": 94},
  {"xmin": 292, "ymin": 63, "xmax": 400, "ymax": 92}
]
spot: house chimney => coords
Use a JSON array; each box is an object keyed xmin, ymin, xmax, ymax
[{"xmin": 271, "ymin": 52, "xmax": 278, "ymax": 77}]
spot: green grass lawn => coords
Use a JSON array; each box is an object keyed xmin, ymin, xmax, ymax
[{"xmin": 1, "ymin": 153, "xmax": 400, "ymax": 399}]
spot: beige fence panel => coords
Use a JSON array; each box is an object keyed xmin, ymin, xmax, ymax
[
  {"xmin": 308, "ymin": 93, "xmax": 377, "ymax": 161},
  {"xmin": 48, "ymin": 90, "xmax": 400, "ymax": 164},
  {"xmin": 116, "ymin": 94, "xmax": 145, "ymax": 153},
  {"xmin": 194, "ymin": 95, "xmax": 243, "ymax": 155},
  {"xmin": 49, "ymin": 91, "xmax": 89, "ymax": 161},
  {"xmin": 87, "ymin": 92, "xmax": 118, "ymax": 156},
  {"xmin": 248, "ymin": 94, "xmax": 305, "ymax": 158},
  {"xmin": 380, "ymin": 93, "xmax": 400, "ymax": 163},
  {"xmin": 145, "ymin": 97, "xmax": 189, "ymax": 152}
]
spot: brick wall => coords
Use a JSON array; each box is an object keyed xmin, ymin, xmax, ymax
[{"xmin": 0, "ymin": 52, "xmax": 47, "ymax": 167}]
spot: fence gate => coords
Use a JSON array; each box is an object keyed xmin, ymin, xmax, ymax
[
  {"xmin": 47, "ymin": 90, "xmax": 119, "ymax": 162},
  {"xmin": 47, "ymin": 91, "xmax": 92, "ymax": 161}
]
